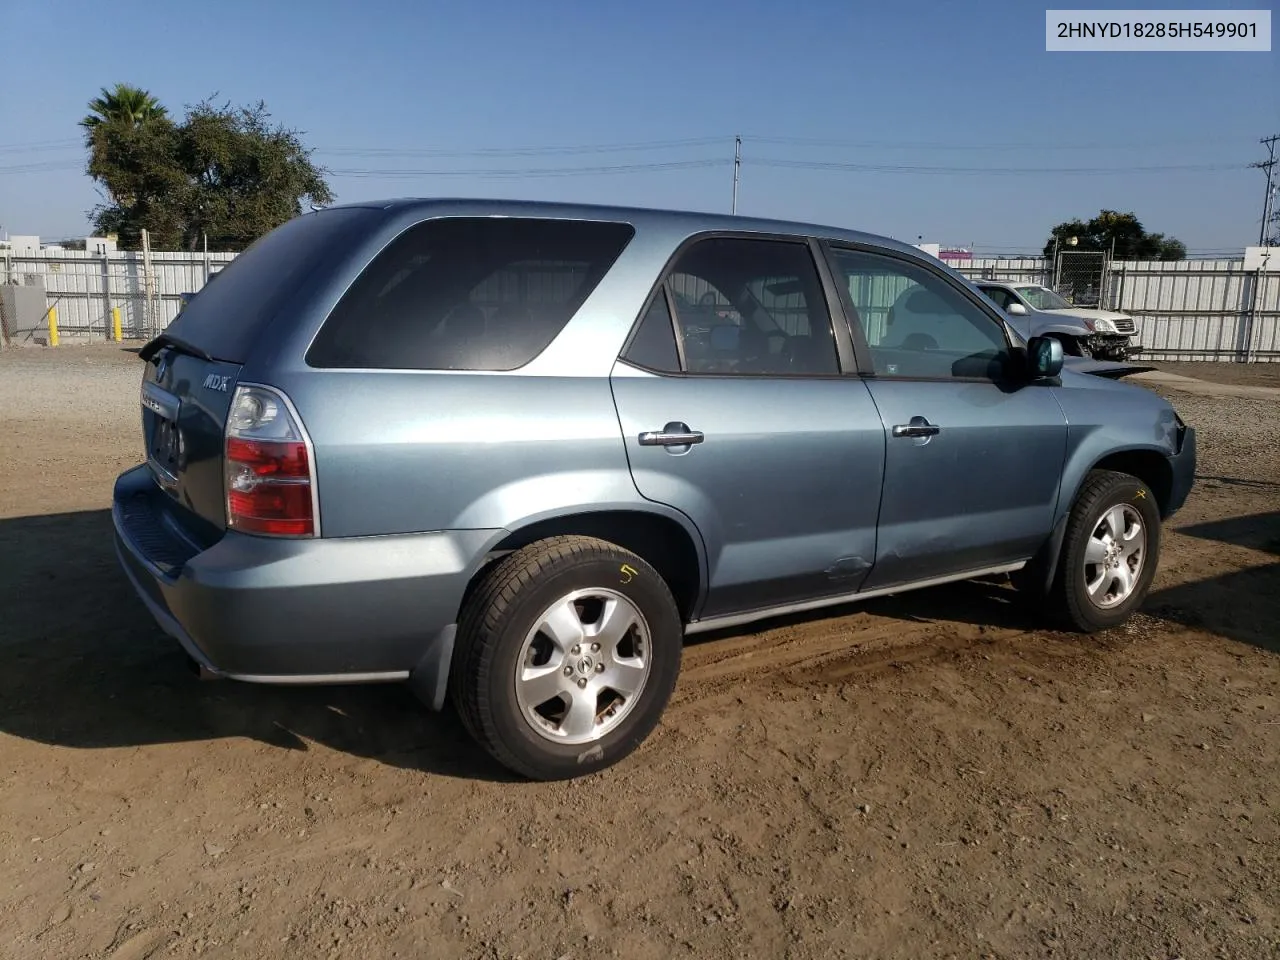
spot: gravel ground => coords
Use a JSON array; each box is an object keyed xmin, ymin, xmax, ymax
[{"xmin": 1, "ymin": 345, "xmax": 1277, "ymax": 960}]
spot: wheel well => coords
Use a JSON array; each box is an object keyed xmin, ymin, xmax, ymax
[
  {"xmin": 1089, "ymin": 450, "xmax": 1174, "ymax": 516},
  {"xmin": 1046, "ymin": 332, "xmax": 1084, "ymax": 357},
  {"xmin": 462, "ymin": 511, "xmax": 703, "ymax": 621}
]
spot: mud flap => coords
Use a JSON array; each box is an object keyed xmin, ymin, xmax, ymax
[
  {"xmin": 406, "ymin": 623, "xmax": 457, "ymax": 712},
  {"xmin": 1020, "ymin": 512, "xmax": 1071, "ymax": 598}
]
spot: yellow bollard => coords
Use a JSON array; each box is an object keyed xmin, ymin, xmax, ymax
[
  {"xmin": 112, "ymin": 306, "xmax": 122, "ymax": 342},
  {"xmin": 48, "ymin": 307, "xmax": 59, "ymax": 347}
]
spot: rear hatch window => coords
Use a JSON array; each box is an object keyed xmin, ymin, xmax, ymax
[
  {"xmin": 161, "ymin": 206, "xmax": 380, "ymax": 363},
  {"xmin": 305, "ymin": 217, "xmax": 635, "ymax": 371}
]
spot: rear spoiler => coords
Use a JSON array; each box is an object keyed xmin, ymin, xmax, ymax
[
  {"xmin": 138, "ymin": 330, "xmax": 215, "ymax": 363},
  {"xmin": 1062, "ymin": 357, "xmax": 1156, "ymax": 379}
]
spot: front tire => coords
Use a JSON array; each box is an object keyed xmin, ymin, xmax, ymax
[
  {"xmin": 1050, "ymin": 470, "xmax": 1161, "ymax": 632},
  {"xmin": 450, "ymin": 536, "xmax": 683, "ymax": 781}
]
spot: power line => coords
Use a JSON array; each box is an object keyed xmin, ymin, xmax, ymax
[
  {"xmin": 0, "ymin": 132, "xmax": 1254, "ymax": 187},
  {"xmin": 327, "ymin": 158, "xmax": 730, "ymax": 180},
  {"xmin": 743, "ymin": 134, "xmax": 1251, "ymax": 152},
  {"xmin": 0, "ymin": 136, "xmax": 735, "ymax": 162},
  {"xmin": 0, "ymin": 139, "xmax": 79, "ymax": 148},
  {"xmin": 0, "ymin": 159, "xmax": 83, "ymax": 175},
  {"xmin": 317, "ymin": 136, "xmax": 730, "ymax": 158},
  {"xmin": 751, "ymin": 158, "xmax": 1243, "ymax": 176},
  {"xmin": 0, "ymin": 138, "xmax": 81, "ymax": 153},
  {"xmin": 0, "ymin": 131, "xmax": 1250, "ymax": 157}
]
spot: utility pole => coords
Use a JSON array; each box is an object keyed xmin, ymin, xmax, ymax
[
  {"xmin": 731, "ymin": 135, "xmax": 741, "ymax": 215},
  {"xmin": 1250, "ymin": 134, "xmax": 1279, "ymax": 246},
  {"xmin": 1267, "ymin": 182, "xmax": 1280, "ymax": 246}
]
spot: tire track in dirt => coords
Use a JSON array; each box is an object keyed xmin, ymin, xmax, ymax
[{"xmin": 675, "ymin": 590, "xmax": 1037, "ymax": 699}]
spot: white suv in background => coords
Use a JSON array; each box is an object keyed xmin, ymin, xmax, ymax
[{"xmin": 976, "ymin": 281, "xmax": 1142, "ymax": 362}]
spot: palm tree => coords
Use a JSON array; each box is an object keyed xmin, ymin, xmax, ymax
[{"xmin": 80, "ymin": 83, "xmax": 167, "ymax": 133}]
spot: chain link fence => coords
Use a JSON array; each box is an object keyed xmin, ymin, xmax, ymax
[{"xmin": 1053, "ymin": 250, "xmax": 1108, "ymax": 307}]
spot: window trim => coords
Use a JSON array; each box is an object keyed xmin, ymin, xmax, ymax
[
  {"xmin": 617, "ymin": 229, "xmax": 857, "ymax": 380},
  {"xmin": 818, "ymin": 240, "xmax": 1024, "ymax": 384},
  {"xmin": 619, "ymin": 282, "xmax": 687, "ymax": 375},
  {"xmin": 662, "ymin": 283, "xmax": 689, "ymax": 373}
]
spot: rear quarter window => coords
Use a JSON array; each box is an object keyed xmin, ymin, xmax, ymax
[
  {"xmin": 306, "ymin": 217, "xmax": 636, "ymax": 371},
  {"xmin": 163, "ymin": 207, "xmax": 380, "ymax": 363}
]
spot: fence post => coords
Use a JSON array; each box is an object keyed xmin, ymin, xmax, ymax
[
  {"xmin": 1243, "ymin": 267, "xmax": 1263, "ymax": 363},
  {"xmin": 101, "ymin": 251, "xmax": 114, "ymax": 342},
  {"xmin": 0, "ymin": 249, "xmax": 10, "ymax": 347},
  {"xmin": 141, "ymin": 229, "xmax": 156, "ymax": 338}
]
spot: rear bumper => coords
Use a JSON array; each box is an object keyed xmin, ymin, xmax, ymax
[{"xmin": 112, "ymin": 464, "xmax": 496, "ymax": 694}]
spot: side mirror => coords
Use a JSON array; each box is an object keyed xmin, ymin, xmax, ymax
[
  {"xmin": 1006, "ymin": 302, "xmax": 1028, "ymax": 316},
  {"xmin": 1027, "ymin": 335, "xmax": 1064, "ymax": 379}
]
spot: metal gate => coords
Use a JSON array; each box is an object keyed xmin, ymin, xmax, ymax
[{"xmin": 1053, "ymin": 250, "xmax": 1108, "ymax": 307}]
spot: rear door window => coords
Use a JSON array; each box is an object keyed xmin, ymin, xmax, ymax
[
  {"xmin": 306, "ymin": 217, "xmax": 635, "ymax": 371},
  {"xmin": 623, "ymin": 236, "xmax": 840, "ymax": 376}
]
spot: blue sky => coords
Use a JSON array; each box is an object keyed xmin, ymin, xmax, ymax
[{"xmin": 0, "ymin": 0, "xmax": 1275, "ymax": 254}]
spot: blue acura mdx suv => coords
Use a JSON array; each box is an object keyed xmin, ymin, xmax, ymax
[{"xmin": 113, "ymin": 199, "xmax": 1195, "ymax": 780}]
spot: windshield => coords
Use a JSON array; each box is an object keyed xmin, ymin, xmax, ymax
[{"xmin": 1015, "ymin": 285, "xmax": 1073, "ymax": 311}]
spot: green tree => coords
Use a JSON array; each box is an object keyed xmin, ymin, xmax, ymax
[
  {"xmin": 86, "ymin": 115, "xmax": 188, "ymax": 248},
  {"xmin": 1145, "ymin": 233, "xmax": 1187, "ymax": 260},
  {"xmin": 176, "ymin": 99, "xmax": 333, "ymax": 250},
  {"xmin": 84, "ymin": 90, "xmax": 333, "ymax": 251},
  {"xmin": 80, "ymin": 83, "xmax": 168, "ymax": 137},
  {"xmin": 1043, "ymin": 210, "xmax": 1186, "ymax": 261}
]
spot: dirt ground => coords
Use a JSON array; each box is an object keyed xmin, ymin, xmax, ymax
[
  {"xmin": 1147, "ymin": 360, "xmax": 1280, "ymax": 388},
  {"xmin": 1, "ymin": 345, "xmax": 1276, "ymax": 960}
]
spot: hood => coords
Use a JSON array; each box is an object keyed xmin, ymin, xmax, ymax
[
  {"xmin": 1046, "ymin": 307, "xmax": 1132, "ymax": 324},
  {"xmin": 1061, "ymin": 356, "xmax": 1154, "ymax": 379}
]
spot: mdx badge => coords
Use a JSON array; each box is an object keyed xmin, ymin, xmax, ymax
[{"xmin": 203, "ymin": 373, "xmax": 231, "ymax": 393}]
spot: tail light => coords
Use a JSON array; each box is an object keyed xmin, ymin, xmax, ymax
[{"xmin": 224, "ymin": 384, "xmax": 318, "ymax": 537}]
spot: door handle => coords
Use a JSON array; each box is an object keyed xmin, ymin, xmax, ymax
[
  {"xmin": 891, "ymin": 416, "xmax": 940, "ymax": 439},
  {"xmin": 639, "ymin": 422, "xmax": 705, "ymax": 447}
]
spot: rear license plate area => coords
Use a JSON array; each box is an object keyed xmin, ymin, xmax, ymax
[{"xmin": 141, "ymin": 381, "xmax": 183, "ymax": 491}]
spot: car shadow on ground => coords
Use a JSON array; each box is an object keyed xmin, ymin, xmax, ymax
[
  {"xmin": 0, "ymin": 509, "xmax": 520, "ymax": 783},
  {"xmin": 2, "ymin": 509, "xmax": 1275, "ymax": 779},
  {"xmin": 1147, "ymin": 510, "xmax": 1280, "ymax": 655},
  {"xmin": 683, "ymin": 513, "xmax": 1280, "ymax": 658}
]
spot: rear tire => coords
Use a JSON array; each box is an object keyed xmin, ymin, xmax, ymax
[
  {"xmin": 450, "ymin": 535, "xmax": 683, "ymax": 781},
  {"xmin": 1049, "ymin": 470, "xmax": 1161, "ymax": 632}
]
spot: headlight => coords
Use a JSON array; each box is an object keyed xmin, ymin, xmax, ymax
[{"xmin": 1092, "ymin": 319, "xmax": 1118, "ymax": 334}]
